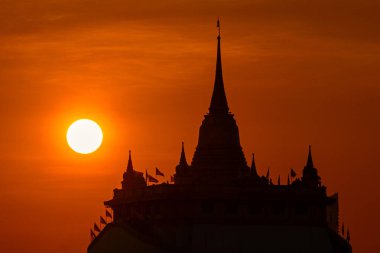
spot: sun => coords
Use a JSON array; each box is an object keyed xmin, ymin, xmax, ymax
[{"xmin": 66, "ymin": 119, "xmax": 103, "ymax": 154}]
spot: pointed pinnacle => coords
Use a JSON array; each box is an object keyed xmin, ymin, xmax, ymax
[
  {"xmin": 127, "ymin": 150, "xmax": 133, "ymax": 172},
  {"xmin": 307, "ymin": 145, "xmax": 314, "ymax": 168},
  {"xmin": 209, "ymin": 28, "xmax": 229, "ymax": 115},
  {"xmin": 251, "ymin": 153, "xmax": 257, "ymax": 175},
  {"xmin": 179, "ymin": 142, "xmax": 188, "ymax": 166}
]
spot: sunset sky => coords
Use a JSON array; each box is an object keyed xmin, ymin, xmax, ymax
[{"xmin": 0, "ymin": 0, "xmax": 379, "ymax": 252}]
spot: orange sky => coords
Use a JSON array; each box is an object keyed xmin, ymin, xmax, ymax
[{"xmin": 0, "ymin": 1, "xmax": 379, "ymax": 252}]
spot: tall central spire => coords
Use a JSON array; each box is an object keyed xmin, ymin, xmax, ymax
[
  {"xmin": 209, "ymin": 19, "xmax": 229, "ymax": 115},
  {"xmin": 189, "ymin": 21, "xmax": 249, "ymax": 184}
]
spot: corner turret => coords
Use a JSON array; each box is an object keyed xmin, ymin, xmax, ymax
[
  {"xmin": 121, "ymin": 150, "xmax": 146, "ymax": 190},
  {"xmin": 174, "ymin": 142, "xmax": 191, "ymax": 184},
  {"xmin": 302, "ymin": 145, "xmax": 321, "ymax": 188}
]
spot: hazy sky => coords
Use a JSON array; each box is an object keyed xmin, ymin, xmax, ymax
[{"xmin": 0, "ymin": 0, "xmax": 379, "ymax": 252}]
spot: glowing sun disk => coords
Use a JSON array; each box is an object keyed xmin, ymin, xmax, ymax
[{"xmin": 66, "ymin": 119, "xmax": 103, "ymax": 154}]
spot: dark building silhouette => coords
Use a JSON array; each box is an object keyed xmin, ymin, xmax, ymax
[{"xmin": 88, "ymin": 25, "xmax": 352, "ymax": 253}]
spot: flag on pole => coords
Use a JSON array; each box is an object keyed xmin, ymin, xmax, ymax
[
  {"xmin": 100, "ymin": 216, "xmax": 107, "ymax": 225},
  {"xmin": 106, "ymin": 210, "xmax": 112, "ymax": 219},
  {"xmin": 147, "ymin": 174, "xmax": 159, "ymax": 183},
  {"xmin": 156, "ymin": 167, "xmax": 165, "ymax": 177},
  {"xmin": 290, "ymin": 168, "xmax": 297, "ymax": 178},
  {"xmin": 94, "ymin": 223, "xmax": 100, "ymax": 233}
]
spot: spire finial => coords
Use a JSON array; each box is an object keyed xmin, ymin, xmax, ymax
[
  {"xmin": 307, "ymin": 145, "xmax": 314, "ymax": 168},
  {"xmin": 217, "ymin": 18, "xmax": 221, "ymax": 38},
  {"xmin": 179, "ymin": 142, "xmax": 188, "ymax": 167},
  {"xmin": 209, "ymin": 19, "xmax": 229, "ymax": 115},
  {"xmin": 127, "ymin": 150, "xmax": 133, "ymax": 172},
  {"xmin": 250, "ymin": 153, "xmax": 258, "ymax": 176}
]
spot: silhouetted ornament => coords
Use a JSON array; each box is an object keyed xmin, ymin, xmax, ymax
[
  {"xmin": 301, "ymin": 145, "xmax": 321, "ymax": 188},
  {"xmin": 121, "ymin": 150, "xmax": 146, "ymax": 190}
]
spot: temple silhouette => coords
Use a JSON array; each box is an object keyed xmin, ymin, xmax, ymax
[{"xmin": 88, "ymin": 23, "xmax": 352, "ymax": 253}]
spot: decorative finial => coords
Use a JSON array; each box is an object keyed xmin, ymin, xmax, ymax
[
  {"xmin": 307, "ymin": 145, "xmax": 314, "ymax": 168},
  {"xmin": 250, "ymin": 153, "xmax": 258, "ymax": 176},
  {"xmin": 127, "ymin": 150, "xmax": 133, "ymax": 172},
  {"xmin": 179, "ymin": 141, "xmax": 188, "ymax": 167},
  {"xmin": 217, "ymin": 18, "xmax": 221, "ymax": 38}
]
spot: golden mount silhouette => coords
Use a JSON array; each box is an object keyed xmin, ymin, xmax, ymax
[{"xmin": 88, "ymin": 22, "xmax": 352, "ymax": 253}]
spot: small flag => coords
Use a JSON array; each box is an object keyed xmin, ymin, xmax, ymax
[
  {"xmin": 170, "ymin": 175, "xmax": 174, "ymax": 182},
  {"xmin": 90, "ymin": 229, "xmax": 96, "ymax": 240},
  {"xmin": 156, "ymin": 167, "xmax": 165, "ymax": 177},
  {"xmin": 106, "ymin": 210, "xmax": 112, "ymax": 219},
  {"xmin": 94, "ymin": 223, "xmax": 100, "ymax": 233},
  {"xmin": 147, "ymin": 174, "xmax": 159, "ymax": 183},
  {"xmin": 290, "ymin": 168, "xmax": 297, "ymax": 178},
  {"xmin": 100, "ymin": 216, "xmax": 107, "ymax": 225}
]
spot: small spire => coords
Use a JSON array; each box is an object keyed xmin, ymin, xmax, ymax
[
  {"xmin": 250, "ymin": 153, "xmax": 257, "ymax": 175},
  {"xmin": 179, "ymin": 142, "xmax": 188, "ymax": 167},
  {"xmin": 127, "ymin": 150, "xmax": 133, "ymax": 172},
  {"xmin": 266, "ymin": 167, "xmax": 270, "ymax": 179},
  {"xmin": 307, "ymin": 145, "xmax": 314, "ymax": 168},
  {"xmin": 209, "ymin": 19, "xmax": 229, "ymax": 115},
  {"xmin": 277, "ymin": 175, "xmax": 281, "ymax": 185}
]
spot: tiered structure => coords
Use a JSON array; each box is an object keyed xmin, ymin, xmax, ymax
[{"xmin": 88, "ymin": 25, "xmax": 352, "ymax": 253}]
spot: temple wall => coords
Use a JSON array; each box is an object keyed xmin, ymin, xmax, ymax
[{"xmin": 89, "ymin": 223, "xmax": 342, "ymax": 253}]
